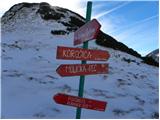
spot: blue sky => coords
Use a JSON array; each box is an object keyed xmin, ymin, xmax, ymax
[
  {"xmin": 0, "ymin": 0, "xmax": 159, "ymax": 56},
  {"xmin": 89, "ymin": 1, "xmax": 159, "ymax": 56}
]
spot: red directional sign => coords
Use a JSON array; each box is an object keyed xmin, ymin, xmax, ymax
[
  {"xmin": 56, "ymin": 63, "xmax": 108, "ymax": 77},
  {"xmin": 56, "ymin": 46, "xmax": 110, "ymax": 61},
  {"xmin": 74, "ymin": 19, "xmax": 101, "ymax": 45},
  {"xmin": 53, "ymin": 93, "xmax": 107, "ymax": 111}
]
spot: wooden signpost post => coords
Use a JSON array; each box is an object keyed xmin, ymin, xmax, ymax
[{"xmin": 53, "ymin": 1, "xmax": 110, "ymax": 119}]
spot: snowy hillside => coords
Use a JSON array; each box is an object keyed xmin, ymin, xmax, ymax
[{"xmin": 1, "ymin": 2, "xmax": 159, "ymax": 119}]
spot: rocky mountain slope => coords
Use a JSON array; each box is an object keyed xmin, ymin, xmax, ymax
[
  {"xmin": 1, "ymin": 2, "xmax": 159, "ymax": 119},
  {"xmin": 2, "ymin": 2, "xmax": 158, "ymax": 67},
  {"xmin": 146, "ymin": 49, "xmax": 159, "ymax": 63}
]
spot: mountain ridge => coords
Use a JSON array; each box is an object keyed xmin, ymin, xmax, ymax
[
  {"xmin": 1, "ymin": 2, "xmax": 158, "ymax": 67},
  {"xmin": 146, "ymin": 49, "xmax": 159, "ymax": 63}
]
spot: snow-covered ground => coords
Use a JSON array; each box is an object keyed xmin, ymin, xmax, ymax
[{"xmin": 1, "ymin": 3, "xmax": 159, "ymax": 119}]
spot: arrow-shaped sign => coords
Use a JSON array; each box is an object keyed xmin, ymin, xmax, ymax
[
  {"xmin": 53, "ymin": 93, "xmax": 107, "ymax": 111},
  {"xmin": 74, "ymin": 19, "xmax": 101, "ymax": 45},
  {"xmin": 56, "ymin": 63, "xmax": 108, "ymax": 77},
  {"xmin": 56, "ymin": 46, "xmax": 110, "ymax": 61}
]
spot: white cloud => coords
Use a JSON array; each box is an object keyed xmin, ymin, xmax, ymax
[
  {"xmin": 93, "ymin": 1, "xmax": 131, "ymax": 19},
  {"xmin": 110, "ymin": 15, "xmax": 158, "ymax": 56},
  {"xmin": 97, "ymin": 18, "xmax": 117, "ymax": 35},
  {"xmin": 109, "ymin": 15, "xmax": 158, "ymax": 35},
  {"xmin": 112, "ymin": 15, "xmax": 158, "ymax": 42}
]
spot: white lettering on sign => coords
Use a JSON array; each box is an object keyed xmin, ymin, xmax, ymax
[
  {"xmin": 68, "ymin": 97, "xmax": 85, "ymax": 104},
  {"xmin": 88, "ymin": 64, "xmax": 97, "ymax": 72},
  {"xmin": 62, "ymin": 49, "xmax": 92, "ymax": 59},
  {"xmin": 67, "ymin": 97, "xmax": 86, "ymax": 108},
  {"xmin": 75, "ymin": 28, "xmax": 96, "ymax": 41},
  {"xmin": 66, "ymin": 97, "xmax": 94, "ymax": 109},
  {"xmin": 65, "ymin": 65, "xmax": 97, "ymax": 74},
  {"xmin": 67, "ymin": 101, "xmax": 81, "ymax": 107}
]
